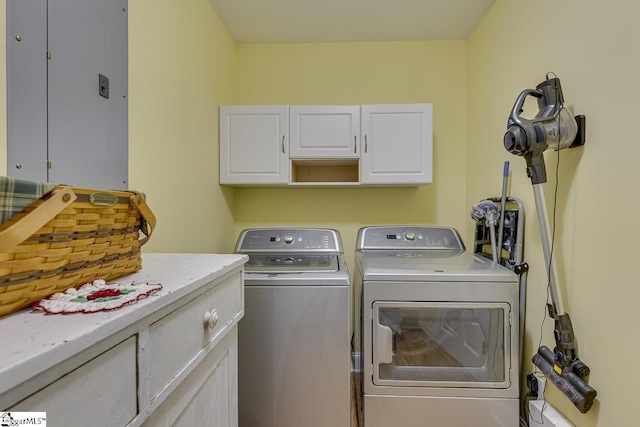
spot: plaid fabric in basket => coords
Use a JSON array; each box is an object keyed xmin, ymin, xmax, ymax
[{"xmin": 0, "ymin": 176, "xmax": 57, "ymax": 225}]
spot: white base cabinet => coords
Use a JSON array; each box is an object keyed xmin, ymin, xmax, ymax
[
  {"xmin": 220, "ymin": 103, "xmax": 432, "ymax": 186},
  {"xmin": 0, "ymin": 253, "xmax": 247, "ymax": 427}
]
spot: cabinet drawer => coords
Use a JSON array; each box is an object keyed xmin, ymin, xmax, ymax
[
  {"xmin": 11, "ymin": 337, "xmax": 137, "ymax": 426},
  {"xmin": 147, "ymin": 272, "xmax": 242, "ymax": 400}
]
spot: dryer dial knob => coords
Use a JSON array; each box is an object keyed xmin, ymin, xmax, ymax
[
  {"xmin": 283, "ymin": 234, "xmax": 294, "ymax": 244},
  {"xmin": 405, "ymin": 232, "xmax": 416, "ymax": 241}
]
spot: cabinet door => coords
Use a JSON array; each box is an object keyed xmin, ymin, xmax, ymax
[
  {"xmin": 220, "ymin": 106, "xmax": 289, "ymax": 185},
  {"xmin": 143, "ymin": 327, "xmax": 239, "ymax": 427},
  {"xmin": 289, "ymin": 105, "xmax": 360, "ymax": 158},
  {"xmin": 360, "ymin": 104, "xmax": 433, "ymax": 185}
]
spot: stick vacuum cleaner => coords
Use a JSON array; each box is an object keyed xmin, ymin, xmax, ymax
[{"xmin": 504, "ymin": 75, "xmax": 596, "ymax": 413}]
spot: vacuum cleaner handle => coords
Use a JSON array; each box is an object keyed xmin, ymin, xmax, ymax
[
  {"xmin": 504, "ymin": 89, "xmax": 550, "ymax": 184},
  {"xmin": 508, "ymin": 89, "xmax": 542, "ymax": 128}
]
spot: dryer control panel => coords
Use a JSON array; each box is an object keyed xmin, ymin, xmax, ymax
[{"xmin": 356, "ymin": 226, "xmax": 465, "ymax": 250}]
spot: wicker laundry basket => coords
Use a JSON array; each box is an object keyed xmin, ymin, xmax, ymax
[{"xmin": 0, "ymin": 185, "xmax": 156, "ymax": 316}]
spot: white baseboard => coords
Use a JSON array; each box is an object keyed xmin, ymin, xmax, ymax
[{"xmin": 529, "ymin": 401, "xmax": 574, "ymax": 427}]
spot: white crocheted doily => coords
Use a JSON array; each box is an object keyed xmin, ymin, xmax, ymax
[{"xmin": 33, "ymin": 279, "xmax": 163, "ymax": 314}]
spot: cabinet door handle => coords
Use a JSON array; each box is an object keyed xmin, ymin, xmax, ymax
[
  {"xmin": 282, "ymin": 135, "xmax": 285, "ymax": 153},
  {"xmin": 354, "ymin": 135, "xmax": 357, "ymax": 154},
  {"xmin": 365, "ymin": 135, "xmax": 368, "ymax": 153}
]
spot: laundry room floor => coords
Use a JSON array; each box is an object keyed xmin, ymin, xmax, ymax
[{"xmin": 351, "ymin": 371, "xmax": 363, "ymax": 427}]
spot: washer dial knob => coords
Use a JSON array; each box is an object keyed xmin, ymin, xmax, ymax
[
  {"xmin": 405, "ymin": 231, "xmax": 416, "ymax": 241},
  {"xmin": 283, "ymin": 234, "xmax": 294, "ymax": 244}
]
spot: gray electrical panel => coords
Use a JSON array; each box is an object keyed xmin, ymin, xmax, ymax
[{"xmin": 7, "ymin": 0, "xmax": 128, "ymax": 189}]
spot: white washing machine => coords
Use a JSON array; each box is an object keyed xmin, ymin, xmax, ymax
[
  {"xmin": 235, "ymin": 228, "xmax": 351, "ymax": 427},
  {"xmin": 355, "ymin": 226, "xmax": 519, "ymax": 427}
]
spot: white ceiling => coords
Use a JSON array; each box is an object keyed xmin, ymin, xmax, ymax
[{"xmin": 209, "ymin": 0, "xmax": 496, "ymax": 44}]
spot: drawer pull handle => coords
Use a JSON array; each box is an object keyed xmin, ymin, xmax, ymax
[{"xmin": 204, "ymin": 309, "xmax": 219, "ymax": 329}]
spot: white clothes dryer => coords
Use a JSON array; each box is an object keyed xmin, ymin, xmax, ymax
[{"xmin": 355, "ymin": 226, "xmax": 519, "ymax": 427}]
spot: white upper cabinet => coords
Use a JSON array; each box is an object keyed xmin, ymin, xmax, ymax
[
  {"xmin": 219, "ymin": 104, "xmax": 432, "ymax": 186},
  {"xmin": 360, "ymin": 104, "xmax": 433, "ymax": 185},
  {"xmin": 289, "ymin": 106, "xmax": 360, "ymax": 158},
  {"xmin": 220, "ymin": 105, "xmax": 289, "ymax": 185}
]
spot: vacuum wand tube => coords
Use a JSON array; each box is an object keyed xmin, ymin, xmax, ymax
[{"xmin": 533, "ymin": 184, "xmax": 564, "ymax": 315}]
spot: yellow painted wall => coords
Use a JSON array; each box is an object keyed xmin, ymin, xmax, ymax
[
  {"xmin": 128, "ymin": 0, "xmax": 237, "ymax": 253},
  {"xmin": 468, "ymin": 0, "xmax": 640, "ymax": 424},
  {"xmin": 233, "ymin": 41, "xmax": 469, "ymax": 275}
]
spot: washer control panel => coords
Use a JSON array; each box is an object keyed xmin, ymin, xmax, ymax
[
  {"xmin": 236, "ymin": 228, "xmax": 341, "ymax": 252},
  {"xmin": 357, "ymin": 226, "xmax": 464, "ymax": 250}
]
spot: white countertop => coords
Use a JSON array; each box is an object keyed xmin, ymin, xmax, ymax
[{"xmin": 0, "ymin": 253, "xmax": 247, "ymax": 406}]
